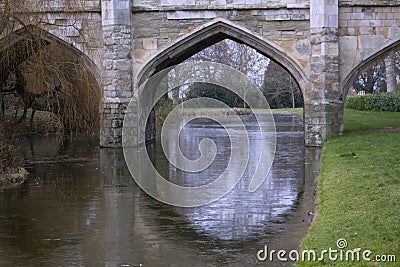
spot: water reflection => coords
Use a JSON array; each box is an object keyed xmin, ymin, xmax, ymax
[
  {"xmin": 0, "ymin": 114, "xmax": 318, "ymax": 266},
  {"xmin": 155, "ymin": 115, "xmax": 303, "ymax": 242}
]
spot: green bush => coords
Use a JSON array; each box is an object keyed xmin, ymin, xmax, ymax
[
  {"xmin": 345, "ymin": 94, "xmax": 367, "ymax": 110},
  {"xmin": 346, "ymin": 91, "xmax": 400, "ymax": 112}
]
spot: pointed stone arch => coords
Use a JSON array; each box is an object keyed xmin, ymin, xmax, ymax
[
  {"xmin": 341, "ymin": 38, "xmax": 400, "ymax": 100},
  {"xmin": 135, "ymin": 18, "xmax": 308, "ymax": 97},
  {"xmin": 0, "ymin": 25, "xmax": 102, "ymax": 134},
  {"xmin": 0, "ymin": 25, "xmax": 101, "ymax": 84}
]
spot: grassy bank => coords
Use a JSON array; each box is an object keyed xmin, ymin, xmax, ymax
[
  {"xmin": 344, "ymin": 109, "xmax": 400, "ymax": 132},
  {"xmin": 270, "ymin": 108, "xmax": 400, "ymax": 131},
  {"xmin": 298, "ymin": 110, "xmax": 400, "ymax": 266}
]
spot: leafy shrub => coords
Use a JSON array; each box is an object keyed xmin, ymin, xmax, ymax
[
  {"xmin": 346, "ymin": 95, "xmax": 367, "ymax": 110},
  {"xmin": 346, "ymin": 91, "xmax": 400, "ymax": 112}
]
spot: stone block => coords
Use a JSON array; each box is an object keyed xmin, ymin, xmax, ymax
[
  {"xmin": 113, "ymin": 128, "xmax": 123, "ymax": 140},
  {"xmin": 368, "ymin": 20, "xmax": 381, "ymax": 27},
  {"xmin": 339, "ymin": 12, "xmax": 350, "ymax": 20},
  {"xmin": 112, "ymin": 119, "xmax": 123, "ymax": 128},
  {"xmin": 382, "ymin": 20, "xmax": 397, "ymax": 27},
  {"xmin": 347, "ymin": 19, "xmax": 369, "ymax": 27},
  {"xmin": 350, "ymin": 12, "xmax": 364, "ymax": 20},
  {"xmin": 143, "ymin": 38, "xmax": 158, "ymax": 50},
  {"xmin": 105, "ymin": 60, "xmax": 113, "ymax": 70},
  {"xmin": 339, "ymin": 19, "xmax": 348, "ymax": 27},
  {"xmin": 132, "ymin": 50, "xmax": 148, "ymax": 60},
  {"xmin": 113, "ymin": 59, "xmax": 131, "ymax": 71},
  {"xmin": 246, "ymin": 0, "xmax": 261, "ymax": 5},
  {"xmin": 161, "ymin": 0, "xmax": 195, "ymax": 6}
]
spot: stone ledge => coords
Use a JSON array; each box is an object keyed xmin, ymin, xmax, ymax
[
  {"xmin": 132, "ymin": 5, "xmax": 310, "ymax": 12},
  {"xmin": 339, "ymin": 0, "xmax": 400, "ymax": 7},
  {"xmin": 103, "ymin": 97, "xmax": 132, "ymax": 104},
  {"xmin": 13, "ymin": 7, "xmax": 101, "ymax": 14}
]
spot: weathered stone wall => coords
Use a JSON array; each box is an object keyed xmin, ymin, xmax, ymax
[
  {"xmin": 40, "ymin": 12, "xmax": 103, "ymax": 71},
  {"xmin": 339, "ymin": 0, "xmax": 400, "ymax": 6},
  {"xmin": 131, "ymin": 8, "xmax": 311, "ymax": 82},
  {"xmin": 339, "ymin": 3, "xmax": 400, "ymax": 91},
  {"xmin": 0, "ymin": 0, "xmax": 103, "ymax": 71},
  {"xmin": 132, "ymin": 0, "xmax": 309, "ymax": 9}
]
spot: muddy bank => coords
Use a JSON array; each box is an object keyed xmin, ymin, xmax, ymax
[{"xmin": 0, "ymin": 167, "xmax": 28, "ymax": 189}]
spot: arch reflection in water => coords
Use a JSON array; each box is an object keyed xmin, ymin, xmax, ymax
[{"xmin": 150, "ymin": 113, "xmax": 304, "ymax": 242}]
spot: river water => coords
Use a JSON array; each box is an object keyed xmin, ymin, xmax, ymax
[{"xmin": 0, "ymin": 114, "xmax": 319, "ymax": 266}]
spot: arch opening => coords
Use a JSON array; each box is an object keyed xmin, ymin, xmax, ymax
[
  {"xmin": 342, "ymin": 39, "xmax": 400, "ymax": 100},
  {"xmin": 136, "ymin": 19, "xmax": 307, "ymax": 99},
  {"xmin": 141, "ymin": 38, "xmax": 304, "ymax": 144},
  {"xmin": 164, "ymin": 39, "xmax": 304, "ymax": 108},
  {"xmin": 0, "ymin": 25, "xmax": 102, "ymax": 137}
]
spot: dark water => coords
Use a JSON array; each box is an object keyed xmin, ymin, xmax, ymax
[{"xmin": 0, "ymin": 114, "xmax": 319, "ymax": 266}]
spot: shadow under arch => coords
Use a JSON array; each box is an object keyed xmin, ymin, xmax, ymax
[
  {"xmin": 0, "ymin": 25, "xmax": 101, "ymax": 85},
  {"xmin": 341, "ymin": 38, "xmax": 400, "ymax": 100},
  {"xmin": 136, "ymin": 18, "xmax": 307, "ymax": 97}
]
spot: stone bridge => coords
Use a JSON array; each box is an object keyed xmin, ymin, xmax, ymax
[{"xmin": 1, "ymin": 0, "xmax": 399, "ymax": 147}]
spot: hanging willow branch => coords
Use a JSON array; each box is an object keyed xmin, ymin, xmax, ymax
[{"xmin": 0, "ymin": 0, "xmax": 101, "ymax": 138}]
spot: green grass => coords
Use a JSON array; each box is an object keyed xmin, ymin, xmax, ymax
[
  {"xmin": 298, "ymin": 113, "xmax": 400, "ymax": 266},
  {"xmin": 270, "ymin": 108, "xmax": 400, "ymax": 131},
  {"xmin": 344, "ymin": 109, "xmax": 400, "ymax": 132}
]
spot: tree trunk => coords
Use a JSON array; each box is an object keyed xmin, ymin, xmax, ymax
[
  {"xmin": 289, "ymin": 75, "xmax": 295, "ymax": 108},
  {"xmin": 385, "ymin": 52, "xmax": 397, "ymax": 92}
]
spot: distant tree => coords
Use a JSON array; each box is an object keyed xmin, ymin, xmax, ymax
[
  {"xmin": 187, "ymin": 39, "xmax": 268, "ymax": 86},
  {"xmin": 183, "ymin": 39, "xmax": 269, "ymax": 107},
  {"xmin": 186, "ymin": 83, "xmax": 242, "ymax": 108},
  {"xmin": 353, "ymin": 61, "xmax": 386, "ymax": 93},
  {"xmin": 353, "ymin": 50, "xmax": 400, "ymax": 94},
  {"xmin": 385, "ymin": 52, "xmax": 397, "ymax": 92},
  {"xmin": 395, "ymin": 51, "xmax": 400, "ymax": 86},
  {"xmin": 262, "ymin": 61, "xmax": 303, "ymax": 109},
  {"xmin": 390, "ymin": 51, "xmax": 400, "ymax": 91}
]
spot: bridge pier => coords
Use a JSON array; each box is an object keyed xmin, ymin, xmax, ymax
[
  {"xmin": 305, "ymin": 0, "xmax": 343, "ymax": 146},
  {"xmin": 100, "ymin": 0, "xmax": 133, "ymax": 148},
  {"xmin": 305, "ymin": 99, "xmax": 344, "ymax": 146}
]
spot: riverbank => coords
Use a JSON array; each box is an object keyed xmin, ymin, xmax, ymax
[
  {"xmin": 0, "ymin": 139, "xmax": 27, "ymax": 189},
  {"xmin": 1, "ymin": 108, "xmax": 61, "ymax": 137},
  {"xmin": 0, "ymin": 108, "xmax": 61, "ymax": 189},
  {"xmin": 270, "ymin": 108, "xmax": 304, "ymax": 124},
  {"xmin": 0, "ymin": 167, "xmax": 28, "ymax": 189},
  {"xmin": 298, "ymin": 109, "xmax": 400, "ymax": 266}
]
